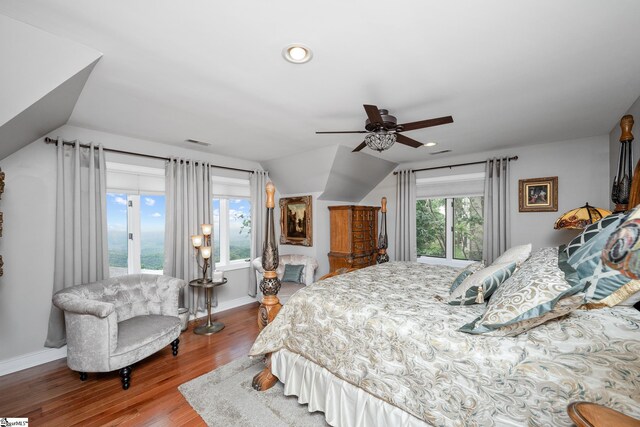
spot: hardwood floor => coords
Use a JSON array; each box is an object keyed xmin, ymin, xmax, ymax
[{"xmin": 0, "ymin": 302, "xmax": 261, "ymax": 426}]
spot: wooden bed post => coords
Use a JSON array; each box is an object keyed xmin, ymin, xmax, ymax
[
  {"xmin": 377, "ymin": 196, "xmax": 389, "ymax": 264},
  {"xmin": 252, "ymin": 181, "xmax": 282, "ymax": 391}
]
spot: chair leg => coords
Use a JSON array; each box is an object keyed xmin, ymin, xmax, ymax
[
  {"xmin": 79, "ymin": 372, "xmax": 88, "ymax": 381},
  {"xmin": 171, "ymin": 338, "xmax": 180, "ymax": 356},
  {"xmin": 119, "ymin": 366, "xmax": 131, "ymax": 390}
]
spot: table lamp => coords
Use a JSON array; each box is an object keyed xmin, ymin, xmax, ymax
[
  {"xmin": 191, "ymin": 223, "xmax": 213, "ymax": 282},
  {"xmin": 554, "ymin": 203, "xmax": 612, "ymax": 230}
]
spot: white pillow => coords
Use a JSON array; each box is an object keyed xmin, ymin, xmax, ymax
[{"xmin": 492, "ymin": 244, "xmax": 532, "ymax": 267}]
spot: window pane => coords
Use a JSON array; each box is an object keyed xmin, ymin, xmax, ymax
[
  {"xmin": 453, "ymin": 196, "xmax": 484, "ymax": 261},
  {"xmin": 107, "ymin": 193, "xmax": 129, "ymax": 277},
  {"xmin": 212, "ymin": 199, "xmax": 221, "ymax": 263},
  {"xmin": 140, "ymin": 194, "xmax": 165, "ymax": 274},
  {"xmin": 416, "ymin": 198, "xmax": 446, "ymax": 258},
  {"xmin": 229, "ymin": 198, "xmax": 251, "ymax": 261}
]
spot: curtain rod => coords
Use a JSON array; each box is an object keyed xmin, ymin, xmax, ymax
[
  {"xmin": 44, "ymin": 137, "xmax": 255, "ymax": 174},
  {"xmin": 393, "ymin": 155, "xmax": 519, "ymax": 175}
]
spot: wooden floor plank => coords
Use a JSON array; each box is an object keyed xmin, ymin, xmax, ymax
[{"xmin": 0, "ymin": 302, "xmax": 260, "ymax": 426}]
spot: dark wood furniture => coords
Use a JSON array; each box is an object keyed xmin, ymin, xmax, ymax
[
  {"xmin": 328, "ymin": 205, "xmax": 380, "ymax": 273},
  {"xmin": 252, "ymin": 181, "xmax": 281, "ymax": 392},
  {"xmin": 568, "ymin": 402, "xmax": 640, "ymax": 427}
]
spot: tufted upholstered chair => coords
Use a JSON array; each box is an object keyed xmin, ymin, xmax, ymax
[
  {"xmin": 252, "ymin": 254, "xmax": 319, "ymax": 304},
  {"xmin": 52, "ymin": 274, "xmax": 186, "ymax": 389}
]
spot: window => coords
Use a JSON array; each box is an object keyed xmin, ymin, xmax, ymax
[
  {"xmin": 212, "ymin": 176, "xmax": 251, "ymax": 269},
  {"xmin": 416, "ymin": 196, "xmax": 484, "ymax": 263},
  {"xmin": 106, "ymin": 163, "xmax": 165, "ymax": 277}
]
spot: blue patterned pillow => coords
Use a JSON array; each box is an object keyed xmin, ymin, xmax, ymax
[
  {"xmin": 448, "ymin": 262, "xmax": 516, "ymax": 305},
  {"xmin": 449, "ymin": 261, "xmax": 484, "ymax": 293},
  {"xmin": 282, "ymin": 264, "xmax": 305, "ymax": 284},
  {"xmin": 567, "ymin": 211, "xmax": 635, "ymax": 303},
  {"xmin": 460, "ymin": 247, "xmax": 585, "ymax": 335},
  {"xmin": 564, "ymin": 212, "xmax": 626, "ymax": 257}
]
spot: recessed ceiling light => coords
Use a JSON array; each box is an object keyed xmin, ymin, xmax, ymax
[
  {"xmin": 282, "ymin": 44, "xmax": 313, "ymax": 64},
  {"xmin": 424, "ymin": 142, "xmax": 438, "ymax": 147}
]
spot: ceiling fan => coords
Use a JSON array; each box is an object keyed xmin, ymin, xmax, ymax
[{"xmin": 316, "ymin": 104, "xmax": 453, "ymax": 152}]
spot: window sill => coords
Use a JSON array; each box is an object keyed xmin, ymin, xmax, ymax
[
  {"xmin": 215, "ymin": 261, "xmax": 251, "ymax": 272},
  {"xmin": 417, "ymin": 256, "xmax": 476, "ymax": 268}
]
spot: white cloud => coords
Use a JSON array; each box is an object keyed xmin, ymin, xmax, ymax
[
  {"xmin": 114, "ymin": 196, "xmax": 127, "ymax": 206},
  {"xmin": 144, "ymin": 197, "xmax": 156, "ymax": 206},
  {"xmin": 151, "ymin": 212, "xmax": 162, "ymax": 217}
]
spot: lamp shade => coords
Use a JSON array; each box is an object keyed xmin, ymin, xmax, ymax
[{"xmin": 554, "ymin": 203, "xmax": 612, "ymax": 230}]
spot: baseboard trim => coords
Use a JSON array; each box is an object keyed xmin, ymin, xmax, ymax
[
  {"xmin": 192, "ymin": 295, "xmax": 257, "ymax": 320},
  {"xmin": 0, "ymin": 346, "xmax": 67, "ymax": 377},
  {"xmin": 0, "ymin": 295, "xmax": 258, "ymax": 377}
]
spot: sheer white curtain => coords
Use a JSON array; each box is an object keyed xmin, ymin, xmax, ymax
[
  {"xmin": 249, "ymin": 170, "xmax": 269, "ymax": 296},
  {"xmin": 45, "ymin": 139, "xmax": 109, "ymax": 348},
  {"xmin": 482, "ymin": 157, "xmax": 511, "ymax": 264},
  {"xmin": 164, "ymin": 159, "xmax": 212, "ymax": 313},
  {"xmin": 395, "ymin": 169, "xmax": 417, "ymax": 261}
]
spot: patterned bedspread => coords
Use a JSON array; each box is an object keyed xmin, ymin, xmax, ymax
[{"xmin": 249, "ymin": 262, "xmax": 640, "ymax": 426}]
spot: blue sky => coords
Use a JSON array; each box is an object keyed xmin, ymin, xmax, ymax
[
  {"xmin": 107, "ymin": 194, "xmax": 250, "ymax": 237},
  {"xmin": 107, "ymin": 193, "xmax": 166, "ymax": 233}
]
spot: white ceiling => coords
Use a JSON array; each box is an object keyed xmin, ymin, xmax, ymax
[{"xmin": 1, "ymin": 1, "xmax": 640, "ymax": 163}]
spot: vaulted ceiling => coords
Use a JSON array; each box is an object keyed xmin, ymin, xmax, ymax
[{"xmin": 1, "ymin": 1, "xmax": 640, "ymax": 164}]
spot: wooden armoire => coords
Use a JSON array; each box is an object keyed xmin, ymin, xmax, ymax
[{"xmin": 328, "ymin": 205, "xmax": 379, "ymax": 272}]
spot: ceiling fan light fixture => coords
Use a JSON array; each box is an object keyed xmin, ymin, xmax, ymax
[
  {"xmin": 424, "ymin": 142, "xmax": 437, "ymax": 147},
  {"xmin": 282, "ymin": 44, "xmax": 313, "ymax": 64},
  {"xmin": 365, "ymin": 132, "xmax": 396, "ymax": 152}
]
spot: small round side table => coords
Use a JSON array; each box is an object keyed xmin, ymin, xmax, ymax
[{"xmin": 189, "ymin": 278, "xmax": 227, "ymax": 335}]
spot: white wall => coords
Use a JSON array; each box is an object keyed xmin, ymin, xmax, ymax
[
  {"xmin": 609, "ymin": 95, "xmax": 640, "ymax": 210},
  {"xmin": 0, "ymin": 125, "xmax": 261, "ymax": 369},
  {"xmin": 361, "ymin": 135, "xmax": 610, "ymax": 260}
]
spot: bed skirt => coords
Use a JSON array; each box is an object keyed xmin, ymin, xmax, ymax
[{"xmin": 271, "ymin": 349, "xmax": 427, "ymax": 427}]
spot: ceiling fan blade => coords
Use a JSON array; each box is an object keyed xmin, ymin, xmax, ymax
[
  {"xmin": 396, "ymin": 133, "xmax": 423, "ymax": 148},
  {"xmin": 316, "ymin": 131, "xmax": 368, "ymax": 134},
  {"xmin": 399, "ymin": 116, "xmax": 453, "ymax": 132},
  {"xmin": 363, "ymin": 104, "xmax": 385, "ymax": 128},
  {"xmin": 352, "ymin": 141, "xmax": 367, "ymax": 152}
]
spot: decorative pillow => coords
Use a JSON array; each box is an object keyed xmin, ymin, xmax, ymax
[
  {"xmin": 449, "ymin": 261, "xmax": 485, "ymax": 293},
  {"xmin": 460, "ymin": 247, "xmax": 586, "ymax": 335},
  {"xmin": 601, "ymin": 205, "xmax": 640, "ymax": 306},
  {"xmin": 564, "ymin": 211, "xmax": 626, "ymax": 257},
  {"xmin": 491, "ymin": 244, "xmax": 532, "ymax": 267},
  {"xmin": 282, "ymin": 264, "xmax": 305, "ymax": 283},
  {"xmin": 448, "ymin": 262, "xmax": 516, "ymax": 305},
  {"xmin": 462, "ymin": 294, "xmax": 584, "ymax": 337},
  {"xmin": 567, "ymin": 211, "xmax": 639, "ymax": 306}
]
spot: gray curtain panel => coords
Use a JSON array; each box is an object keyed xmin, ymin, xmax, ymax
[
  {"xmin": 482, "ymin": 157, "xmax": 511, "ymax": 264},
  {"xmin": 249, "ymin": 170, "xmax": 268, "ymax": 297},
  {"xmin": 164, "ymin": 159, "xmax": 212, "ymax": 313},
  {"xmin": 45, "ymin": 139, "xmax": 109, "ymax": 348},
  {"xmin": 395, "ymin": 169, "xmax": 417, "ymax": 261}
]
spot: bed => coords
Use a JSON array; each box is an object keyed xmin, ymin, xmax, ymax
[
  {"xmin": 248, "ymin": 182, "xmax": 640, "ymax": 426},
  {"xmin": 249, "ymin": 260, "xmax": 640, "ymax": 426}
]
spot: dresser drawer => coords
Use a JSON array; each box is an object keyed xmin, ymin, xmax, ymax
[
  {"xmin": 351, "ymin": 229, "xmax": 374, "ymax": 241},
  {"xmin": 352, "ymin": 255, "xmax": 374, "ymax": 267},
  {"xmin": 352, "ymin": 239, "xmax": 375, "ymax": 253}
]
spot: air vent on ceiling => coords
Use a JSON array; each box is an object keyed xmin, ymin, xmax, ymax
[
  {"xmin": 430, "ymin": 149, "xmax": 452, "ymax": 155},
  {"xmin": 185, "ymin": 138, "xmax": 211, "ymax": 146}
]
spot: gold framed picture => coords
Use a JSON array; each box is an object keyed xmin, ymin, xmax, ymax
[
  {"xmin": 280, "ymin": 195, "xmax": 312, "ymax": 246},
  {"xmin": 519, "ymin": 176, "xmax": 558, "ymax": 212}
]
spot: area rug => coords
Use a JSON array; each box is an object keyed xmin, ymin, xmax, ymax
[{"xmin": 178, "ymin": 357, "xmax": 329, "ymax": 426}]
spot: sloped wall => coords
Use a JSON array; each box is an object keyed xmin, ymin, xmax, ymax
[{"xmin": 0, "ymin": 14, "xmax": 102, "ymax": 160}]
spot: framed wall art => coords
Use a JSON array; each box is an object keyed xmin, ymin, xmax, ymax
[
  {"xmin": 519, "ymin": 176, "xmax": 558, "ymax": 212},
  {"xmin": 280, "ymin": 195, "xmax": 312, "ymax": 246}
]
